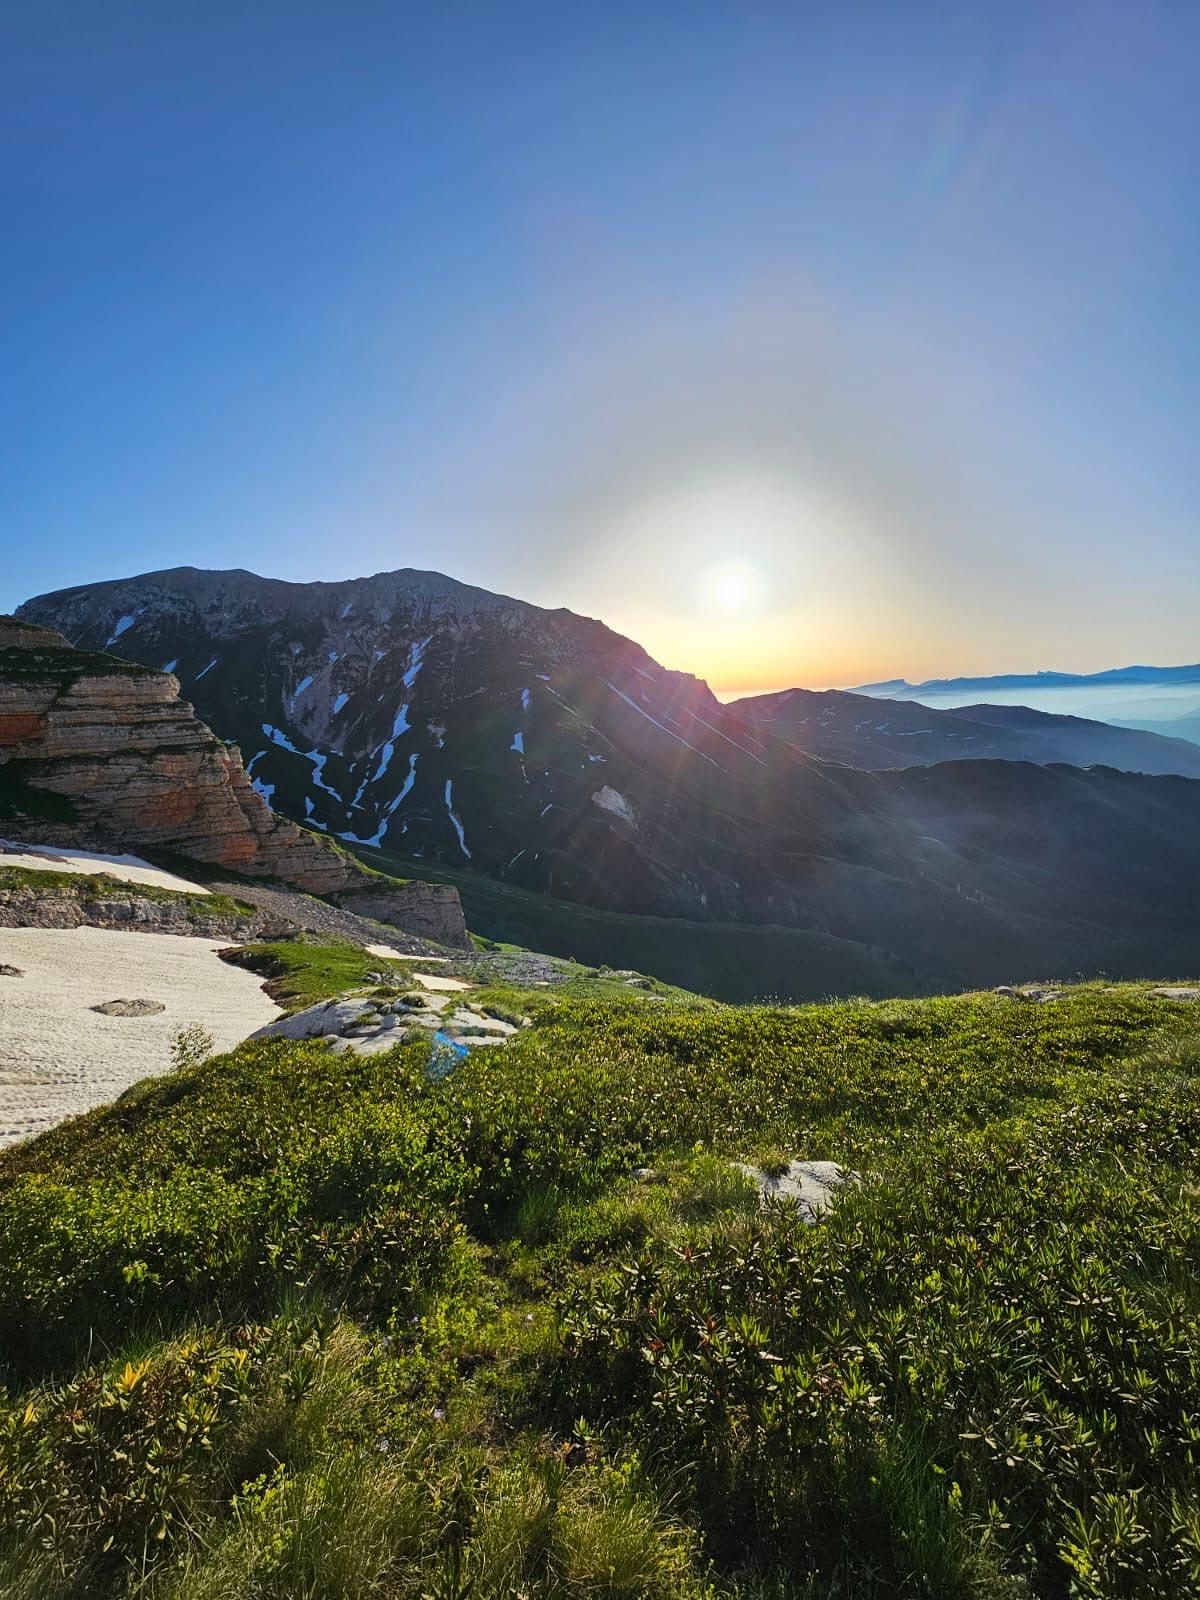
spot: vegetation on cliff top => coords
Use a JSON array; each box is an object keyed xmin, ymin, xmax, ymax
[
  {"xmin": 1, "ymin": 978, "xmax": 1198, "ymax": 1597},
  {"xmin": 0, "ymin": 864, "xmax": 255, "ymax": 922}
]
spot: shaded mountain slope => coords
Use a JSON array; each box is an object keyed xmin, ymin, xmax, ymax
[{"xmin": 20, "ymin": 566, "xmax": 1200, "ymax": 991}]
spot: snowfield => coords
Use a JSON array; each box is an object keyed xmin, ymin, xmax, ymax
[
  {"xmin": 0, "ymin": 927, "xmax": 281, "ymax": 1145},
  {"xmin": 0, "ymin": 840, "xmax": 211, "ymax": 895}
]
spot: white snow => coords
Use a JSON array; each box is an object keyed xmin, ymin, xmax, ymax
[
  {"xmin": 591, "ymin": 786, "xmax": 637, "ymax": 827},
  {"xmin": 587, "ymin": 753, "xmax": 605, "ymax": 762},
  {"xmin": 372, "ymin": 703, "xmax": 411, "ymax": 785},
  {"xmin": 0, "ymin": 840, "xmax": 211, "ymax": 896},
  {"xmin": 510, "ymin": 730, "xmax": 525, "ymax": 754},
  {"xmin": 402, "ymin": 636, "xmax": 433, "ymax": 690},
  {"xmin": 444, "ymin": 779, "xmax": 472, "ymax": 858},
  {"xmin": 412, "ymin": 971, "xmax": 472, "ymax": 992},
  {"xmin": 339, "ymin": 753, "xmax": 418, "ymax": 848},
  {"xmin": 261, "ymin": 723, "xmax": 341, "ymax": 797},
  {"xmin": 328, "ymin": 651, "xmax": 339, "ymax": 663},
  {"xmin": 195, "ymin": 657, "xmax": 218, "ymax": 680},
  {"xmin": 304, "ymin": 796, "xmax": 315, "ymax": 818},
  {"xmin": 540, "ymin": 802, "xmax": 554, "ymax": 818},
  {"xmin": 0, "ymin": 928, "xmax": 281, "ymax": 1146},
  {"xmin": 394, "ymin": 751, "xmax": 419, "ymax": 807},
  {"xmin": 340, "ymin": 601, "xmax": 354, "ymax": 618},
  {"xmin": 293, "ymin": 675, "xmax": 314, "ymax": 699},
  {"xmin": 605, "ymin": 682, "xmax": 723, "ymax": 769},
  {"xmin": 251, "ymin": 777, "xmax": 275, "ymax": 804},
  {"xmin": 333, "ymin": 692, "xmax": 350, "ymax": 714},
  {"xmin": 505, "ymin": 847, "xmax": 526, "ymax": 872},
  {"xmin": 428, "ymin": 722, "xmax": 446, "ymax": 749},
  {"xmin": 105, "ymin": 614, "xmax": 137, "ymax": 646},
  {"xmin": 521, "ymin": 687, "xmax": 532, "ymax": 711},
  {"xmin": 161, "ymin": 658, "xmax": 178, "ymax": 673}
]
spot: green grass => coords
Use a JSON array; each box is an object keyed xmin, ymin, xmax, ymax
[
  {"xmin": 1, "ymin": 979, "xmax": 1199, "ymax": 1597},
  {"xmin": 0, "ymin": 863, "xmax": 255, "ymax": 921},
  {"xmin": 0, "ymin": 643, "xmax": 157, "ymax": 685},
  {"xmin": 351, "ymin": 841, "xmax": 919, "ymax": 1003},
  {"xmin": 220, "ymin": 936, "xmax": 396, "ymax": 1010}
]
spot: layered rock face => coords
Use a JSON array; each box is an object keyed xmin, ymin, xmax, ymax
[{"xmin": 0, "ymin": 621, "xmax": 467, "ymax": 945}]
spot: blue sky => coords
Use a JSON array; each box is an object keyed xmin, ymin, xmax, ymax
[{"xmin": 3, "ymin": 1, "xmax": 1197, "ymax": 692}]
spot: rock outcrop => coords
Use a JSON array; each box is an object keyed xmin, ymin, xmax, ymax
[{"xmin": 0, "ymin": 621, "xmax": 468, "ymax": 946}]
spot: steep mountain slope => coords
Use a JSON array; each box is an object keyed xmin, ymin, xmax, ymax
[
  {"xmin": 735, "ymin": 687, "xmax": 1200, "ymax": 775},
  {"xmin": 0, "ymin": 615, "xmax": 467, "ymax": 945},
  {"xmin": 20, "ymin": 566, "xmax": 1200, "ymax": 991}
]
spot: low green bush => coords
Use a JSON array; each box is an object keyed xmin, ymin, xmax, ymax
[{"xmin": 0, "ymin": 980, "xmax": 1196, "ymax": 1596}]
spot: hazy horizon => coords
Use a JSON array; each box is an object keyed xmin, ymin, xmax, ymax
[{"xmin": 6, "ymin": 2, "xmax": 1198, "ymax": 695}]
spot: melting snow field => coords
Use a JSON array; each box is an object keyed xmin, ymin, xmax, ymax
[
  {"xmin": 0, "ymin": 928, "xmax": 281, "ymax": 1145},
  {"xmin": 0, "ymin": 840, "xmax": 210, "ymax": 896}
]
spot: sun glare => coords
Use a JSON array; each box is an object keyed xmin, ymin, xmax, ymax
[{"xmin": 706, "ymin": 559, "xmax": 760, "ymax": 610}]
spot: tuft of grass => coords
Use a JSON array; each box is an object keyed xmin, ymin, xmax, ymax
[{"xmin": 219, "ymin": 937, "xmax": 381, "ymax": 1011}]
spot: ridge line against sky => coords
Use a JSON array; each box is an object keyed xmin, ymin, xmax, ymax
[{"xmin": 4, "ymin": 1, "xmax": 1197, "ymax": 695}]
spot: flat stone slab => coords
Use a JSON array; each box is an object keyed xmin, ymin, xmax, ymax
[
  {"xmin": 253, "ymin": 998, "xmax": 378, "ymax": 1041},
  {"xmin": 1150, "ymin": 986, "xmax": 1200, "ymax": 1001},
  {"xmin": 736, "ymin": 1159, "xmax": 856, "ymax": 1223}
]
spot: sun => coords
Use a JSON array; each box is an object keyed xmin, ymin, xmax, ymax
[{"xmin": 705, "ymin": 560, "xmax": 760, "ymax": 610}]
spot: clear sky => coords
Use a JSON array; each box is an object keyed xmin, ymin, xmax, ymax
[{"xmin": 4, "ymin": 2, "xmax": 1197, "ymax": 696}]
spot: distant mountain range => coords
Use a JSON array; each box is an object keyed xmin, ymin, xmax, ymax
[
  {"xmin": 855, "ymin": 664, "xmax": 1200, "ymax": 696},
  {"xmin": 18, "ymin": 565, "xmax": 1200, "ymax": 996},
  {"xmin": 735, "ymin": 688, "xmax": 1200, "ymax": 778}
]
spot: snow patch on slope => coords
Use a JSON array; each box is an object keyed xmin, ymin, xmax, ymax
[
  {"xmin": 105, "ymin": 614, "xmax": 137, "ymax": 646},
  {"xmin": 445, "ymin": 780, "xmax": 472, "ymax": 858},
  {"xmin": 262, "ymin": 723, "xmax": 341, "ymax": 797}
]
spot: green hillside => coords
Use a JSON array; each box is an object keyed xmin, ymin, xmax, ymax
[
  {"xmin": 354, "ymin": 842, "xmax": 922, "ymax": 1003},
  {"xmin": 2, "ymin": 977, "xmax": 1198, "ymax": 1597}
]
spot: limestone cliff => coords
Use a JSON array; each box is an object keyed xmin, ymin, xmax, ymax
[{"xmin": 0, "ymin": 620, "xmax": 468, "ymax": 946}]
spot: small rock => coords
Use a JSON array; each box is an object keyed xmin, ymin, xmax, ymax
[
  {"xmin": 737, "ymin": 1159, "xmax": 857, "ymax": 1224},
  {"xmin": 91, "ymin": 998, "xmax": 166, "ymax": 1017},
  {"xmin": 1150, "ymin": 985, "xmax": 1200, "ymax": 1001},
  {"xmin": 0, "ymin": 964, "xmax": 22, "ymax": 978}
]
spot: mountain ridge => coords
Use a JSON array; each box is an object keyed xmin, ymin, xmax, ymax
[
  {"xmin": 853, "ymin": 661, "xmax": 1200, "ymax": 696},
  {"xmin": 19, "ymin": 565, "xmax": 1200, "ymax": 995}
]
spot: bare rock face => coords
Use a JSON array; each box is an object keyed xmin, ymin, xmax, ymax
[{"xmin": 0, "ymin": 624, "xmax": 468, "ymax": 947}]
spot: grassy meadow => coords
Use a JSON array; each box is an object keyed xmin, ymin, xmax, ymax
[{"xmin": 1, "ymin": 971, "xmax": 1198, "ymax": 1598}]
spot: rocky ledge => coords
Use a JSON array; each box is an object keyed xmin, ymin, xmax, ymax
[
  {"xmin": 0, "ymin": 619, "xmax": 468, "ymax": 947},
  {"xmin": 0, "ymin": 884, "xmax": 273, "ymax": 941}
]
